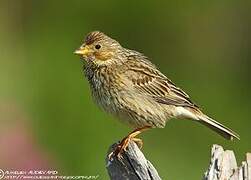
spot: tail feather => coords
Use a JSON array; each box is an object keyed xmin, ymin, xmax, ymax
[{"xmin": 197, "ymin": 114, "xmax": 240, "ymax": 140}]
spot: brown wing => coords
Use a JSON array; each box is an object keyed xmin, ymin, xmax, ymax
[{"xmin": 122, "ymin": 55, "xmax": 198, "ymax": 108}]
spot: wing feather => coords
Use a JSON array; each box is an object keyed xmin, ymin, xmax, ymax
[{"xmin": 122, "ymin": 56, "xmax": 198, "ymax": 108}]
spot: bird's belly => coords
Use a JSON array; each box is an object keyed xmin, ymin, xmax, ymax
[
  {"xmin": 118, "ymin": 93, "xmax": 173, "ymax": 128},
  {"xmin": 92, "ymin": 86, "xmax": 171, "ymax": 128}
]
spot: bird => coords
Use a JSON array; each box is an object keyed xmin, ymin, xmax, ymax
[{"xmin": 74, "ymin": 31, "xmax": 240, "ymax": 158}]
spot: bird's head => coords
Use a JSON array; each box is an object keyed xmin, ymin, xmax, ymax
[{"xmin": 74, "ymin": 31, "xmax": 123, "ymax": 66}]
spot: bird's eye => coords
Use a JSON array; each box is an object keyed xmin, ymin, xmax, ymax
[{"xmin": 95, "ymin": 44, "xmax": 101, "ymax": 50}]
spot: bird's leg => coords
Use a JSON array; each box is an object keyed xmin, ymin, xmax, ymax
[{"xmin": 108, "ymin": 126, "xmax": 151, "ymax": 160}]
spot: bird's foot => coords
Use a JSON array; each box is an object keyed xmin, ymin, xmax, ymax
[
  {"xmin": 131, "ymin": 137, "xmax": 143, "ymax": 149},
  {"xmin": 108, "ymin": 126, "xmax": 150, "ymax": 160},
  {"xmin": 108, "ymin": 136, "xmax": 143, "ymax": 160}
]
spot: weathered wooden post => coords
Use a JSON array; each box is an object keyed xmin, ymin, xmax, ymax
[{"xmin": 106, "ymin": 142, "xmax": 250, "ymax": 180}]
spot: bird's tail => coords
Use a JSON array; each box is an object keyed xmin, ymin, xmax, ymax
[{"xmin": 196, "ymin": 113, "xmax": 240, "ymax": 140}]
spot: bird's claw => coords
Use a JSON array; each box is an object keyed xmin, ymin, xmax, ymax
[{"xmin": 108, "ymin": 137, "xmax": 143, "ymax": 161}]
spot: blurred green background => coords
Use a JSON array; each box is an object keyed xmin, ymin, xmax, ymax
[{"xmin": 0, "ymin": 0, "xmax": 250, "ymax": 179}]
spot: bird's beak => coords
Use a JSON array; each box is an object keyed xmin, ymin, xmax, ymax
[{"xmin": 74, "ymin": 46, "xmax": 90, "ymax": 56}]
